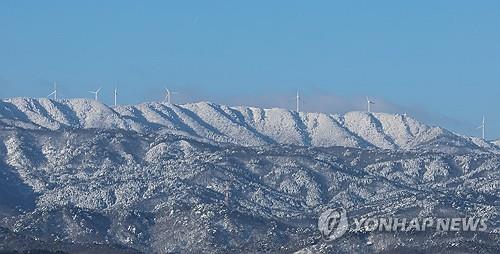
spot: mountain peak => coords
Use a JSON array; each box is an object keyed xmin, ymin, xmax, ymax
[{"xmin": 0, "ymin": 97, "xmax": 497, "ymax": 153}]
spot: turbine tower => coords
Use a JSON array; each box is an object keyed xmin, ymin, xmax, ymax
[
  {"xmin": 296, "ymin": 90, "xmax": 300, "ymax": 112},
  {"xmin": 89, "ymin": 87, "xmax": 102, "ymax": 101},
  {"xmin": 477, "ymin": 115, "xmax": 486, "ymax": 140},
  {"xmin": 366, "ymin": 97, "xmax": 375, "ymax": 113},
  {"xmin": 47, "ymin": 82, "xmax": 57, "ymax": 100},
  {"xmin": 164, "ymin": 88, "xmax": 178, "ymax": 104},
  {"xmin": 114, "ymin": 88, "xmax": 118, "ymax": 106}
]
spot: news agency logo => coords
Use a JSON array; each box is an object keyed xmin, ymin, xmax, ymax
[
  {"xmin": 318, "ymin": 207, "xmax": 349, "ymax": 241},
  {"xmin": 318, "ymin": 207, "xmax": 488, "ymax": 241}
]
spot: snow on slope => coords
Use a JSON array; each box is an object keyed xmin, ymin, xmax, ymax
[
  {"xmin": 299, "ymin": 112, "xmax": 365, "ymax": 147},
  {"xmin": 493, "ymin": 139, "xmax": 500, "ymax": 147},
  {"xmin": 236, "ymin": 107, "xmax": 306, "ymax": 145},
  {"xmin": 0, "ymin": 97, "xmax": 496, "ymax": 152},
  {"xmin": 0, "ymin": 98, "xmax": 127, "ymax": 130},
  {"xmin": 343, "ymin": 112, "xmax": 397, "ymax": 149},
  {"xmin": 1, "ymin": 128, "xmax": 498, "ymax": 253}
]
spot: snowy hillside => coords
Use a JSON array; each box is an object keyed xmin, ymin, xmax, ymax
[
  {"xmin": 0, "ymin": 127, "xmax": 498, "ymax": 253},
  {"xmin": 0, "ymin": 98, "xmax": 496, "ymax": 153},
  {"xmin": 0, "ymin": 98, "xmax": 499, "ymax": 252}
]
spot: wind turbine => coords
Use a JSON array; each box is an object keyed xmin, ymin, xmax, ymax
[
  {"xmin": 477, "ymin": 115, "xmax": 486, "ymax": 140},
  {"xmin": 113, "ymin": 88, "xmax": 118, "ymax": 106},
  {"xmin": 47, "ymin": 82, "xmax": 57, "ymax": 100},
  {"xmin": 296, "ymin": 90, "xmax": 300, "ymax": 112},
  {"xmin": 89, "ymin": 87, "xmax": 102, "ymax": 101},
  {"xmin": 164, "ymin": 88, "xmax": 178, "ymax": 104},
  {"xmin": 366, "ymin": 97, "xmax": 375, "ymax": 113}
]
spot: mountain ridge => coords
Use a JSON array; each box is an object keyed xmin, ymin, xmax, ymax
[
  {"xmin": 0, "ymin": 126, "xmax": 498, "ymax": 253},
  {"xmin": 0, "ymin": 97, "xmax": 497, "ymax": 152},
  {"xmin": 0, "ymin": 97, "xmax": 499, "ymax": 253}
]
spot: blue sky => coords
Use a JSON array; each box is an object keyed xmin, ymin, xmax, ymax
[{"xmin": 1, "ymin": 1, "xmax": 499, "ymax": 138}]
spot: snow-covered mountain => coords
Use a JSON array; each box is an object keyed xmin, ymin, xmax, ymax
[
  {"xmin": 0, "ymin": 98, "xmax": 496, "ymax": 153},
  {"xmin": 494, "ymin": 139, "xmax": 500, "ymax": 147},
  {"xmin": 0, "ymin": 127, "xmax": 498, "ymax": 253},
  {"xmin": 0, "ymin": 97, "xmax": 499, "ymax": 253}
]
